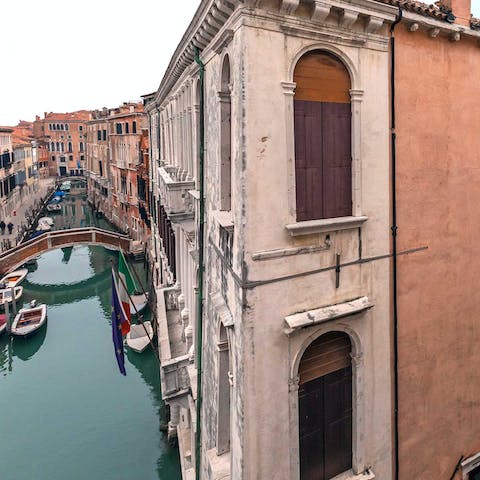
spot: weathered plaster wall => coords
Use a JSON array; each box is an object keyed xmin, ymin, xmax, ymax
[
  {"xmin": 239, "ymin": 19, "xmax": 393, "ymax": 480},
  {"xmin": 395, "ymin": 25, "xmax": 480, "ymax": 479},
  {"xmin": 201, "ymin": 22, "xmax": 247, "ymax": 480}
]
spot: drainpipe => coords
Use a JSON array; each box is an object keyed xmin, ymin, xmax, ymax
[
  {"xmin": 194, "ymin": 47, "xmax": 205, "ymax": 480},
  {"xmin": 390, "ymin": 7, "xmax": 402, "ymax": 480}
]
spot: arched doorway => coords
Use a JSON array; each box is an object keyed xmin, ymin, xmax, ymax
[
  {"xmin": 293, "ymin": 50, "xmax": 352, "ymax": 221},
  {"xmin": 298, "ymin": 331, "xmax": 352, "ymax": 480}
]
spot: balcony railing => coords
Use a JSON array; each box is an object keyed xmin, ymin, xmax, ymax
[
  {"xmin": 158, "ymin": 165, "xmax": 195, "ymax": 216},
  {"xmin": 157, "ymin": 286, "xmax": 191, "ymax": 401}
]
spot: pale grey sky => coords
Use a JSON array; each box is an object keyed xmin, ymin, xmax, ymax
[
  {"xmin": 1, "ymin": 0, "xmax": 479, "ymax": 126},
  {"xmin": 0, "ymin": 0, "xmax": 201, "ymax": 126}
]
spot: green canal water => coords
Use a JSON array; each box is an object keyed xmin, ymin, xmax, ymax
[{"xmin": 0, "ymin": 187, "xmax": 181, "ymax": 480}]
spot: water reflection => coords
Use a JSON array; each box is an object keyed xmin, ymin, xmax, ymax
[
  {"xmin": 11, "ymin": 324, "xmax": 47, "ymax": 361},
  {"xmin": 0, "ymin": 186, "xmax": 181, "ymax": 480}
]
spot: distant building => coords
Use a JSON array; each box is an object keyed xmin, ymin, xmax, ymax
[
  {"xmin": 85, "ymin": 102, "xmax": 150, "ymax": 243},
  {"xmin": 86, "ymin": 108, "xmax": 110, "ymax": 218},
  {"xmin": 33, "ymin": 111, "xmax": 90, "ymax": 176},
  {"xmin": 0, "ymin": 127, "xmax": 16, "ymax": 219}
]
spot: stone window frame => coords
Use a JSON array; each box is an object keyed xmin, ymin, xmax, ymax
[
  {"xmin": 283, "ymin": 42, "xmax": 366, "ymax": 237},
  {"xmin": 462, "ymin": 453, "xmax": 480, "ymax": 479},
  {"xmin": 218, "ymin": 48, "xmax": 233, "ymax": 213},
  {"xmin": 287, "ymin": 320, "xmax": 368, "ymax": 480},
  {"xmin": 211, "ymin": 292, "xmax": 234, "ymax": 458}
]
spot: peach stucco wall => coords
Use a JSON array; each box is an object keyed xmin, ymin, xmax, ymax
[{"xmin": 396, "ymin": 24, "xmax": 480, "ymax": 479}]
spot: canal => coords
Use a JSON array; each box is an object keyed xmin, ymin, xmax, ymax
[{"xmin": 0, "ymin": 185, "xmax": 181, "ymax": 480}]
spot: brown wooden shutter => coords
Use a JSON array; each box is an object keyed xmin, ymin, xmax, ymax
[
  {"xmin": 322, "ymin": 103, "xmax": 352, "ymax": 218},
  {"xmin": 293, "ymin": 51, "xmax": 352, "ymax": 221},
  {"xmin": 295, "ymin": 100, "xmax": 324, "ymax": 221}
]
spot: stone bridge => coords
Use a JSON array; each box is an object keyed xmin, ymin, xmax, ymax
[{"xmin": 0, "ymin": 227, "xmax": 131, "ymax": 275}]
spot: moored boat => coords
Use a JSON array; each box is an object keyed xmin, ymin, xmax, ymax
[
  {"xmin": 11, "ymin": 302, "xmax": 47, "ymax": 337},
  {"xmin": 46, "ymin": 203, "xmax": 62, "ymax": 212},
  {"xmin": 0, "ymin": 314, "xmax": 6, "ymax": 335},
  {"xmin": 130, "ymin": 292, "xmax": 148, "ymax": 315},
  {"xmin": 38, "ymin": 217, "xmax": 54, "ymax": 226},
  {"xmin": 0, "ymin": 268, "xmax": 28, "ymax": 289},
  {"xmin": 0, "ymin": 286, "xmax": 23, "ymax": 307},
  {"xmin": 126, "ymin": 321, "xmax": 153, "ymax": 353}
]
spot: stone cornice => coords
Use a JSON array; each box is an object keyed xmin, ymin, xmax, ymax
[{"xmin": 149, "ymin": 0, "xmax": 399, "ymax": 109}]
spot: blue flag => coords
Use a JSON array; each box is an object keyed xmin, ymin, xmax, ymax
[{"xmin": 111, "ymin": 269, "xmax": 127, "ymax": 376}]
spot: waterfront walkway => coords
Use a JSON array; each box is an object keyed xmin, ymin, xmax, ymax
[{"xmin": 0, "ymin": 178, "xmax": 55, "ymax": 251}]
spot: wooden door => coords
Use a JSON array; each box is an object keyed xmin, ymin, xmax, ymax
[{"xmin": 299, "ymin": 366, "xmax": 353, "ymax": 480}]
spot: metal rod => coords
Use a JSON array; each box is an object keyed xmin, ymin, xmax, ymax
[
  {"xmin": 5, "ymin": 300, "xmax": 11, "ymax": 333},
  {"xmin": 10, "ymin": 287, "xmax": 17, "ymax": 315}
]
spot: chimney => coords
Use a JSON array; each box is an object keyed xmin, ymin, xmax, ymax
[{"xmin": 438, "ymin": 0, "xmax": 471, "ymax": 26}]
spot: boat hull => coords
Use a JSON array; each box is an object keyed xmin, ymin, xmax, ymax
[
  {"xmin": 0, "ymin": 286, "xmax": 23, "ymax": 307},
  {"xmin": 126, "ymin": 321, "xmax": 153, "ymax": 353},
  {"xmin": 11, "ymin": 304, "xmax": 47, "ymax": 337},
  {"xmin": 130, "ymin": 293, "xmax": 148, "ymax": 315},
  {"xmin": 0, "ymin": 269, "xmax": 28, "ymax": 289}
]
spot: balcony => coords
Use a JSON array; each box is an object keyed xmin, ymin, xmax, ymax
[
  {"xmin": 156, "ymin": 285, "xmax": 191, "ymax": 401},
  {"xmin": 117, "ymin": 191, "xmax": 128, "ymax": 204},
  {"xmin": 158, "ymin": 165, "xmax": 195, "ymax": 218}
]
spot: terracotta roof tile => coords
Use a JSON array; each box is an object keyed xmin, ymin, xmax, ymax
[
  {"xmin": 374, "ymin": 0, "xmax": 453, "ymax": 22},
  {"xmin": 471, "ymin": 16, "xmax": 480, "ymax": 29}
]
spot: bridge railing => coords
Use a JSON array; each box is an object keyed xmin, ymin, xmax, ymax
[{"xmin": 0, "ymin": 227, "xmax": 131, "ymax": 275}]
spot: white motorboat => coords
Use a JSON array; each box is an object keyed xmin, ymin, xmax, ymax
[
  {"xmin": 11, "ymin": 302, "xmax": 47, "ymax": 337},
  {"xmin": 38, "ymin": 217, "xmax": 54, "ymax": 226},
  {"xmin": 60, "ymin": 182, "xmax": 71, "ymax": 191},
  {"xmin": 126, "ymin": 321, "xmax": 153, "ymax": 353},
  {"xmin": 36, "ymin": 222, "xmax": 52, "ymax": 232},
  {"xmin": 130, "ymin": 292, "xmax": 148, "ymax": 315},
  {"xmin": 46, "ymin": 203, "xmax": 62, "ymax": 212},
  {"xmin": 0, "ymin": 286, "xmax": 23, "ymax": 307},
  {"xmin": 0, "ymin": 268, "xmax": 28, "ymax": 288}
]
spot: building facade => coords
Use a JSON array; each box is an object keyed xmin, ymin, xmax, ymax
[
  {"xmin": 108, "ymin": 102, "xmax": 148, "ymax": 242},
  {"xmin": 85, "ymin": 103, "xmax": 150, "ymax": 244},
  {"xmin": 33, "ymin": 111, "xmax": 90, "ymax": 177},
  {"xmin": 0, "ymin": 127, "xmax": 16, "ymax": 219},
  {"xmin": 392, "ymin": 0, "xmax": 480, "ymax": 478},
  {"xmin": 86, "ymin": 108, "xmax": 110, "ymax": 218},
  {"xmin": 146, "ymin": 1, "xmax": 397, "ymax": 479}
]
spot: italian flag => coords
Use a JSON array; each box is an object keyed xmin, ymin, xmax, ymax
[{"xmin": 118, "ymin": 250, "xmax": 138, "ymax": 335}]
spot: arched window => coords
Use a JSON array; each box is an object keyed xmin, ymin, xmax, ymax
[
  {"xmin": 219, "ymin": 55, "xmax": 232, "ymax": 211},
  {"xmin": 294, "ymin": 51, "xmax": 352, "ymax": 221},
  {"xmin": 298, "ymin": 331, "xmax": 352, "ymax": 480}
]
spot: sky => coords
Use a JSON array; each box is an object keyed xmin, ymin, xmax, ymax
[
  {"xmin": 1, "ymin": 0, "xmax": 479, "ymax": 127},
  {"xmin": 0, "ymin": 0, "xmax": 201, "ymax": 126}
]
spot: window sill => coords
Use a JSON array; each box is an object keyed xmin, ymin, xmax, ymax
[
  {"xmin": 331, "ymin": 469, "xmax": 375, "ymax": 480},
  {"xmin": 212, "ymin": 210, "xmax": 234, "ymax": 232},
  {"xmin": 285, "ymin": 216, "xmax": 368, "ymax": 236}
]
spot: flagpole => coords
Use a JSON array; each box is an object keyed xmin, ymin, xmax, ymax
[
  {"xmin": 112, "ymin": 260, "xmax": 161, "ymax": 366},
  {"xmin": 122, "ymin": 250, "xmax": 152, "ymax": 302}
]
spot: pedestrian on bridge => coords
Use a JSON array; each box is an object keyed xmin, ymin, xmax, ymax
[
  {"xmin": 0, "ymin": 221, "xmax": 5, "ymax": 234},
  {"xmin": 7, "ymin": 222, "xmax": 13, "ymax": 234}
]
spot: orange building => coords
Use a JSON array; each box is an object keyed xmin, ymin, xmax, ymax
[
  {"xmin": 392, "ymin": 0, "xmax": 480, "ymax": 478},
  {"xmin": 33, "ymin": 110, "xmax": 90, "ymax": 177},
  {"xmin": 108, "ymin": 102, "xmax": 148, "ymax": 242}
]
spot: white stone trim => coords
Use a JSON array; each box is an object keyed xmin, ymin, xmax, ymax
[
  {"xmin": 284, "ymin": 44, "xmax": 365, "ymax": 225},
  {"xmin": 284, "ymin": 296, "xmax": 373, "ymax": 335},
  {"xmin": 288, "ymin": 322, "xmax": 367, "ymax": 480},
  {"xmin": 462, "ymin": 452, "xmax": 480, "ymax": 478},
  {"xmin": 285, "ymin": 215, "xmax": 368, "ymax": 236}
]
